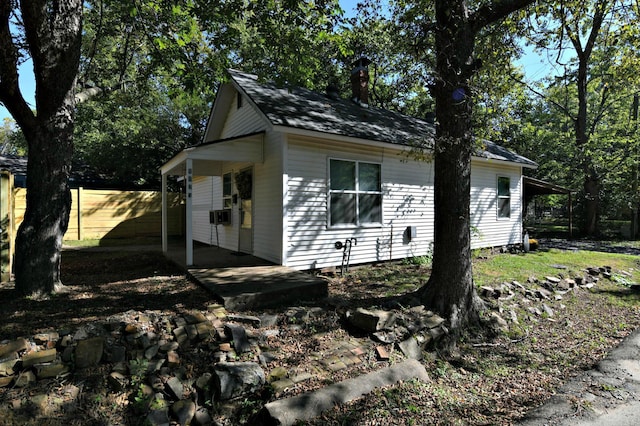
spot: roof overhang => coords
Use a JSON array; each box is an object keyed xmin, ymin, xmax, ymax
[
  {"xmin": 523, "ymin": 176, "xmax": 572, "ymax": 196},
  {"xmin": 161, "ymin": 132, "xmax": 265, "ymax": 176}
]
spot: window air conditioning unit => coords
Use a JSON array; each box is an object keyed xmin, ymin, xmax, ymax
[{"xmin": 210, "ymin": 209, "xmax": 231, "ymax": 225}]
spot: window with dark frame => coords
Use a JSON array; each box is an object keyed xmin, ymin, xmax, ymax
[
  {"xmin": 329, "ymin": 159, "xmax": 382, "ymax": 226},
  {"xmin": 497, "ymin": 176, "xmax": 511, "ymax": 218}
]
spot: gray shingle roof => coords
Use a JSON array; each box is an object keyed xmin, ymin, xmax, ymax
[{"xmin": 229, "ymin": 69, "xmax": 537, "ymax": 168}]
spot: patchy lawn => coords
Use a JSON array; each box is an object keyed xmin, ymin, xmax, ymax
[{"xmin": 1, "ymin": 244, "xmax": 640, "ymax": 425}]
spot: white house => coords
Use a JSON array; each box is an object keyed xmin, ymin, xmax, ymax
[{"xmin": 161, "ymin": 62, "xmax": 537, "ymax": 270}]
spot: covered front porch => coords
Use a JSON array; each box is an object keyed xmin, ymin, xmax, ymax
[{"xmin": 160, "ymin": 132, "xmax": 265, "ymax": 267}]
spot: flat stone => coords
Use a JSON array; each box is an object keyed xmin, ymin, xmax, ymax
[
  {"xmin": 327, "ymin": 361, "xmax": 347, "ymax": 371},
  {"xmin": 0, "ymin": 338, "xmax": 29, "ymax": 358},
  {"xmin": 75, "ymin": 337, "xmax": 104, "ymax": 368},
  {"xmin": 424, "ymin": 314, "xmax": 446, "ymax": 329},
  {"xmin": 0, "ymin": 358, "xmax": 18, "ymax": 376},
  {"xmin": 167, "ymin": 351, "xmax": 180, "ymax": 368},
  {"xmin": 145, "ymin": 344, "xmax": 160, "ymax": 360},
  {"xmin": 292, "ymin": 372, "xmax": 314, "ymax": 383},
  {"xmin": 165, "ymin": 376, "xmax": 184, "ymax": 400},
  {"xmin": 173, "ymin": 327, "xmax": 189, "ymax": 346},
  {"xmin": 535, "ymin": 289, "xmax": 552, "ymax": 300},
  {"xmin": 375, "ymin": 346, "xmax": 390, "ymax": 361},
  {"xmin": 33, "ymin": 331, "xmax": 59, "ymax": 344},
  {"xmin": 212, "ymin": 362, "xmax": 265, "ymax": 401},
  {"xmin": 260, "ymin": 359, "xmax": 430, "ymax": 426},
  {"xmin": 14, "ymin": 370, "xmax": 36, "ymax": 387},
  {"xmin": 271, "ymin": 378, "xmax": 295, "ymax": 395},
  {"xmin": 184, "ymin": 312, "xmax": 207, "ymax": 324},
  {"xmin": 22, "ymin": 348, "xmax": 57, "ymax": 368},
  {"xmin": 512, "ymin": 281, "xmax": 526, "ymax": 291},
  {"xmin": 195, "ymin": 372, "xmax": 212, "ymax": 391},
  {"xmin": 160, "ymin": 341, "xmax": 179, "ymax": 352},
  {"xmin": 31, "ymin": 394, "xmax": 49, "ymax": 415},
  {"xmin": 398, "ymin": 337, "xmax": 423, "ymax": 360},
  {"xmin": 480, "ymin": 286, "xmax": 496, "ymax": 298},
  {"xmin": 108, "ymin": 371, "xmax": 128, "ymax": 391},
  {"xmin": 171, "ymin": 399, "xmax": 196, "ymax": 425},
  {"xmin": 267, "ymin": 366, "xmax": 288, "ymax": 382},
  {"xmin": 348, "ymin": 308, "xmax": 397, "ymax": 332},
  {"xmin": 185, "ymin": 324, "xmax": 198, "ymax": 340},
  {"xmin": 258, "ymin": 314, "xmax": 279, "ymax": 327},
  {"xmin": 195, "ymin": 321, "xmax": 214, "ymax": 338},
  {"xmin": 0, "ymin": 376, "xmax": 13, "ymax": 387},
  {"xmin": 35, "ymin": 362, "xmax": 70, "ymax": 379},
  {"xmin": 145, "ymin": 409, "xmax": 170, "ymax": 426},
  {"xmin": 227, "ymin": 314, "xmax": 262, "ymax": 327},
  {"xmin": 194, "ymin": 408, "xmax": 213, "ymax": 426},
  {"xmin": 372, "ymin": 331, "xmax": 397, "ymax": 344},
  {"xmin": 489, "ymin": 312, "xmax": 509, "ymax": 333},
  {"xmin": 225, "ymin": 323, "xmax": 252, "ymax": 354}
]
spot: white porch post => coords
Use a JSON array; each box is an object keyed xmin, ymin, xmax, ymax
[
  {"xmin": 162, "ymin": 173, "xmax": 168, "ymax": 253},
  {"xmin": 186, "ymin": 159, "xmax": 194, "ymax": 266}
]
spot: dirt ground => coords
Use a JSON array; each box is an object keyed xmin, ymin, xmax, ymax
[{"xmin": 1, "ymin": 247, "xmax": 640, "ymax": 425}]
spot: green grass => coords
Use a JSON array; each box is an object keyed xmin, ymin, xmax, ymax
[{"xmin": 473, "ymin": 248, "xmax": 640, "ymax": 287}]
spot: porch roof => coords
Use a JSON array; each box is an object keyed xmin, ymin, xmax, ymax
[{"xmin": 160, "ymin": 132, "xmax": 264, "ymax": 176}]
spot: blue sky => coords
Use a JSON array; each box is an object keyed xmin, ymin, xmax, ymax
[{"xmin": 1, "ymin": 1, "xmax": 556, "ymax": 124}]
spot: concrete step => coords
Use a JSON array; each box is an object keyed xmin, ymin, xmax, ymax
[{"xmin": 188, "ymin": 266, "xmax": 328, "ymax": 311}]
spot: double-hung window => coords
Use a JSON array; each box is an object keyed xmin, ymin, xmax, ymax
[
  {"xmin": 329, "ymin": 159, "xmax": 382, "ymax": 226},
  {"xmin": 497, "ymin": 176, "xmax": 511, "ymax": 218},
  {"xmin": 223, "ymin": 172, "xmax": 232, "ymax": 209}
]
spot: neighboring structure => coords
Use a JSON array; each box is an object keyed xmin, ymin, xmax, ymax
[{"xmin": 161, "ymin": 61, "xmax": 537, "ymax": 270}]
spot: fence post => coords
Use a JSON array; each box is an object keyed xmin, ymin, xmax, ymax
[{"xmin": 77, "ymin": 187, "xmax": 83, "ymax": 240}]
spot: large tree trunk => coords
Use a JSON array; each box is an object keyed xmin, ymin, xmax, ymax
[
  {"xmin": 0, "ymin": 1, "xmax": 82, "ymax": 298},
  {"xmin": 416, "ymin": 0, "xmax": 536, "ymax": 337},
  {"xmin": 417, "ymin": 1, "xmax": 484, "ymax": 333},
  {"xmin": 14, "ymin": 106, "xmax": 74, "ymax": 297}
]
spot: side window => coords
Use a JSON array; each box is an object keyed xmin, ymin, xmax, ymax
[
  {"xmin": 329, "ymin": 159, "xmax": 382, "ymax": 226},
  {"xmin": 237, "ymin": 92, "xmax": 243, "ymax": 109},
  {"xmin": 223, "ymin": 172, "xmax": 232, "ymax": 209},
  {"xmin": 497, "ymin": 176, "xmax": 511, "ymax": 218}
]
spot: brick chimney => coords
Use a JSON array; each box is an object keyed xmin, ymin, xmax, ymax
[{"xmin": 350, "ymin": 57, "xmax": 371, "ymax": 107}]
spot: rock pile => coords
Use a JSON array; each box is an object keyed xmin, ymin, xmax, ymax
[
  {"xmin": 345, "ymin": 306, "xmax": 448, "ymax": 360},
  {"xmin": 0, "ymin": 304, "xmax": 279, "ymax": 425},
  {"xmin": 476, "ymin": 265, "xmax": 621, "ymax": 330}
]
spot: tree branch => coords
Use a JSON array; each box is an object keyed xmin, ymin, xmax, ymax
[
  {"xmin": 509, "ymin": 73, "xmax": 575, "ymax": 120},
  {"xmin": 470, "ymin": 0, "xmax": 537, "ymax": 34},
  {"xmin": 22, "ymin": 0, "xmax": 83, "ymax": 118},
  {"xmin": 0, "ymin": 4, "xmax": 35, "ymax": 131}
]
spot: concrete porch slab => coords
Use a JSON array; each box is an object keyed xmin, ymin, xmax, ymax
[
  {"xmin": 166, "ymin": 244, "xmax": 328, "ymax": 311},
  {"xmin": 188, "ymin": 266, "xmax": 328, "ymax": 311}
]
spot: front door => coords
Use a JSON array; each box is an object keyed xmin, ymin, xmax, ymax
[{"xmin": 236, "ymin": 168, "xmax": 253, "ymax": 253}]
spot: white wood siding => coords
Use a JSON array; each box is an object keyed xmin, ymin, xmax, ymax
[
  {"xmin": 192, "ymin": 176, "xmax": 215, "ymax": 244},
  {"xmin": 221, "ymin": 91, "xmax": 267, "ymax": 138},
  {"xmin": 284, "ymin": 137, "xmax": 434, "ymax": 270},
  {"xmin": 470, "ymin": 161, "xmax": 523, "ymax": 248},
  {"xmin": 252, "ymin": 131, "xmax": 285, "ymax": 264}
]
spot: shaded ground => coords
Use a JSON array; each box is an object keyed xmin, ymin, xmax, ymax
[
  {"xmin": 1, "ymin": 245, "xmax": 640, "ymax": 425},
  {"xmin": 540, "ymin": 238, "xmax": 640, "ymax": 256}
]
